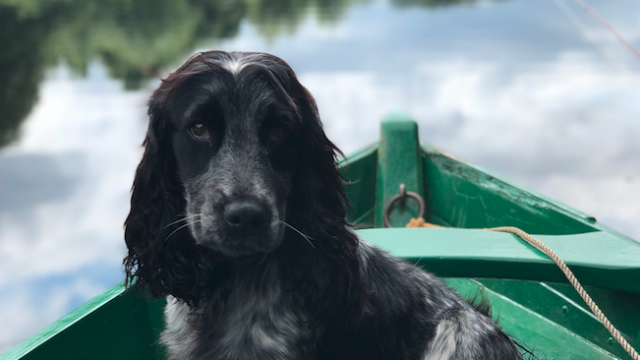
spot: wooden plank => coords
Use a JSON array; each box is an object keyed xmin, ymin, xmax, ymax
[
  {"xmin": 445, "ymin": 279, "xmax": 619, "ymax": 360},
  {"xmin": 375, "ymin": 113, "xmax": 424, "ymax": 228},
  {"xmin": 421, "ymin": 143, "xmax": 638, "ymax": 243},
  {"xmin": 358, "ymin": 228, "xmax": 640, "ymax": 293},
  {"xmin": 478, "ymin": 279, "xmax": 640, "ymax": 359}
]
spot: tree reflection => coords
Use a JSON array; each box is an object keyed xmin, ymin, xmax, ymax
[
  {"xmin": 391, "ymin": 0, "xmax": 505, "ymax": 7},
  {"xmin": 392, "ymin": 0, "xmax": 474, "ymax": 7},
  {"xmin": 0, "ymin": 5, "xmax": 53, "ymax": 148},
  {"xmin": 0, "ymin": 0, "xmax": 496, "ymax": 148}
]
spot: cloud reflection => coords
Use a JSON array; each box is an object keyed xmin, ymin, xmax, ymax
[{"xmin": 0, "ymin": 63, "xmax": 147, "ymax": 352}]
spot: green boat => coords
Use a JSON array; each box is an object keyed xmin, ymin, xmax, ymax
[{"xmin": 2, "ymin": 113, "xmax": 640, "ymax": 360}]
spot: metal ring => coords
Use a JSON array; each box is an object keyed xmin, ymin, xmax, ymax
[{"xmin": 383, "ymin": 184, "xmax": 425, "ymax": 228}]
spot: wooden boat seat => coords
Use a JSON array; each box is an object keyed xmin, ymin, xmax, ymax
[{"xmin": 359, "ymin": 228, "xmax": 640, "ymax": 294}]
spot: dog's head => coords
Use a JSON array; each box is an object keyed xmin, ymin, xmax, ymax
[
  {"xmin": 164, "ymin": 52, "xmax": 307, "ymax": 257},
  {"xmin": 124, "ymin": 51, "xmax": 356, "ymax": 302}
]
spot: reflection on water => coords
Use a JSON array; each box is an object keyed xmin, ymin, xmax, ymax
[
  {"xmin": 0, "ymin": 0, "xmax": 331, "ymax": 146},
  {"xmin": 0, "ymin": 0, "xmax": 497, "ymax": 148},
  {"xmin": 1, "ymin": 0, "xmax": 639, "ymax": 353}
]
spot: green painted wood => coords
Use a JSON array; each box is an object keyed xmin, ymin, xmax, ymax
[
  {"xmin": 0, "ymin": 284, "xmax": 163, "ymax": 360},
  {"xmin": 444, "ymin": 278, "xmax": 619, "ymax": 360},
  {"xmin": 544, "ymin": 282, "xmax": 640, "ymax": 350},
  {"xmin": 375, "ymin": 112, "xmax": 424, "ymax": 228},
  {"xmin": 358, "ymin": 228, "xmax": 640, "ymax": 293},
  {"xmin": 421, "ymin": 142, "xmax": 638, "ymax": 242},
  {"xmin": 420, "ymin": 144, "xmax": 600, "ymax": 235},
  {"xmin": 477, "ymin": 279, "xmax": 640, "ymax": 359}
]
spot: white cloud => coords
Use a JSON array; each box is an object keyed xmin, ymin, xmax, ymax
[
  {"xmin": 296, "ymin": 52, "xmax": 640, "ymax": 240},
  {"xmin": 0, "ymin": 62, "xmax": 147, "ymax": 285}
]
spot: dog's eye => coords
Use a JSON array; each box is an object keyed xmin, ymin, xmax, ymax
[
  {"xmin": 190, "ymin": 123, "xmax": 210, "ymax": 141},
  {"xmin": 270, "ymin": 124, "xmax": 288, "ymax": 143}
]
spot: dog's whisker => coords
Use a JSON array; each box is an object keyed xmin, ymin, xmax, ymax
[
  {"xmin": 164, "ymin": 221, "xmax": 199, "ymax": 242},
  {"xmin": 279, "ymin": 220, "xmax": 315, "ymax": 240},
  {"xmin": 279, "ymin": 220, "xmax": 316, "ymax": 249},
  {"xmin": 163, "ymin": 214, "xmax": 201, "ymax": 229}
]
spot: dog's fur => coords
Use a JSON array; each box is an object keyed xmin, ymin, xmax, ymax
[{"xmin": 124, "ymin": 51, "xmax": 526, "ymax": 360}]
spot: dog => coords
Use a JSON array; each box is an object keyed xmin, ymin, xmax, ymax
[{"xmin": 123, "ymin": 51, "xmax": 527, "ymax": 360}]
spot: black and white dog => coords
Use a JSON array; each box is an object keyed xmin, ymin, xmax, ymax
[{"xmin": 124, "ymin": 51, "xmax": 527, "ymax": 360}]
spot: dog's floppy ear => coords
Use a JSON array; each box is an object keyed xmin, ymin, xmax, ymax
[
  {"xmin": 293, "ymin": 87, "xmax": 349, "ymax": 228},
  {"xmin": 123, "ymin": 88, "xmax": 209, "ymax": 302},
  {"xmin": 284, "ymin": 81, "xmax": 365, "ymax": 319}
]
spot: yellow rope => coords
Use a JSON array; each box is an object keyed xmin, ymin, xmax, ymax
[{"xmin": 407, "ymin": 218, "xmax": 640, "ymax": 360}]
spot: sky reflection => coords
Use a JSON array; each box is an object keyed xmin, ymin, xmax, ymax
[{"xmin": 1, "ymin": 0, "xmax": 639, "ymax": 352}]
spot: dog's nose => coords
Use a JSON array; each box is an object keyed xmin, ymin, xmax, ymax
[{"xmin": 223, "ymin": 201, "xmax": 268, "ymax": 234}]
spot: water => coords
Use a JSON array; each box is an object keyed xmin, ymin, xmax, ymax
[{"xmin": 1, "ymin": 0, "xmax": 639, "ymax": 352}]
